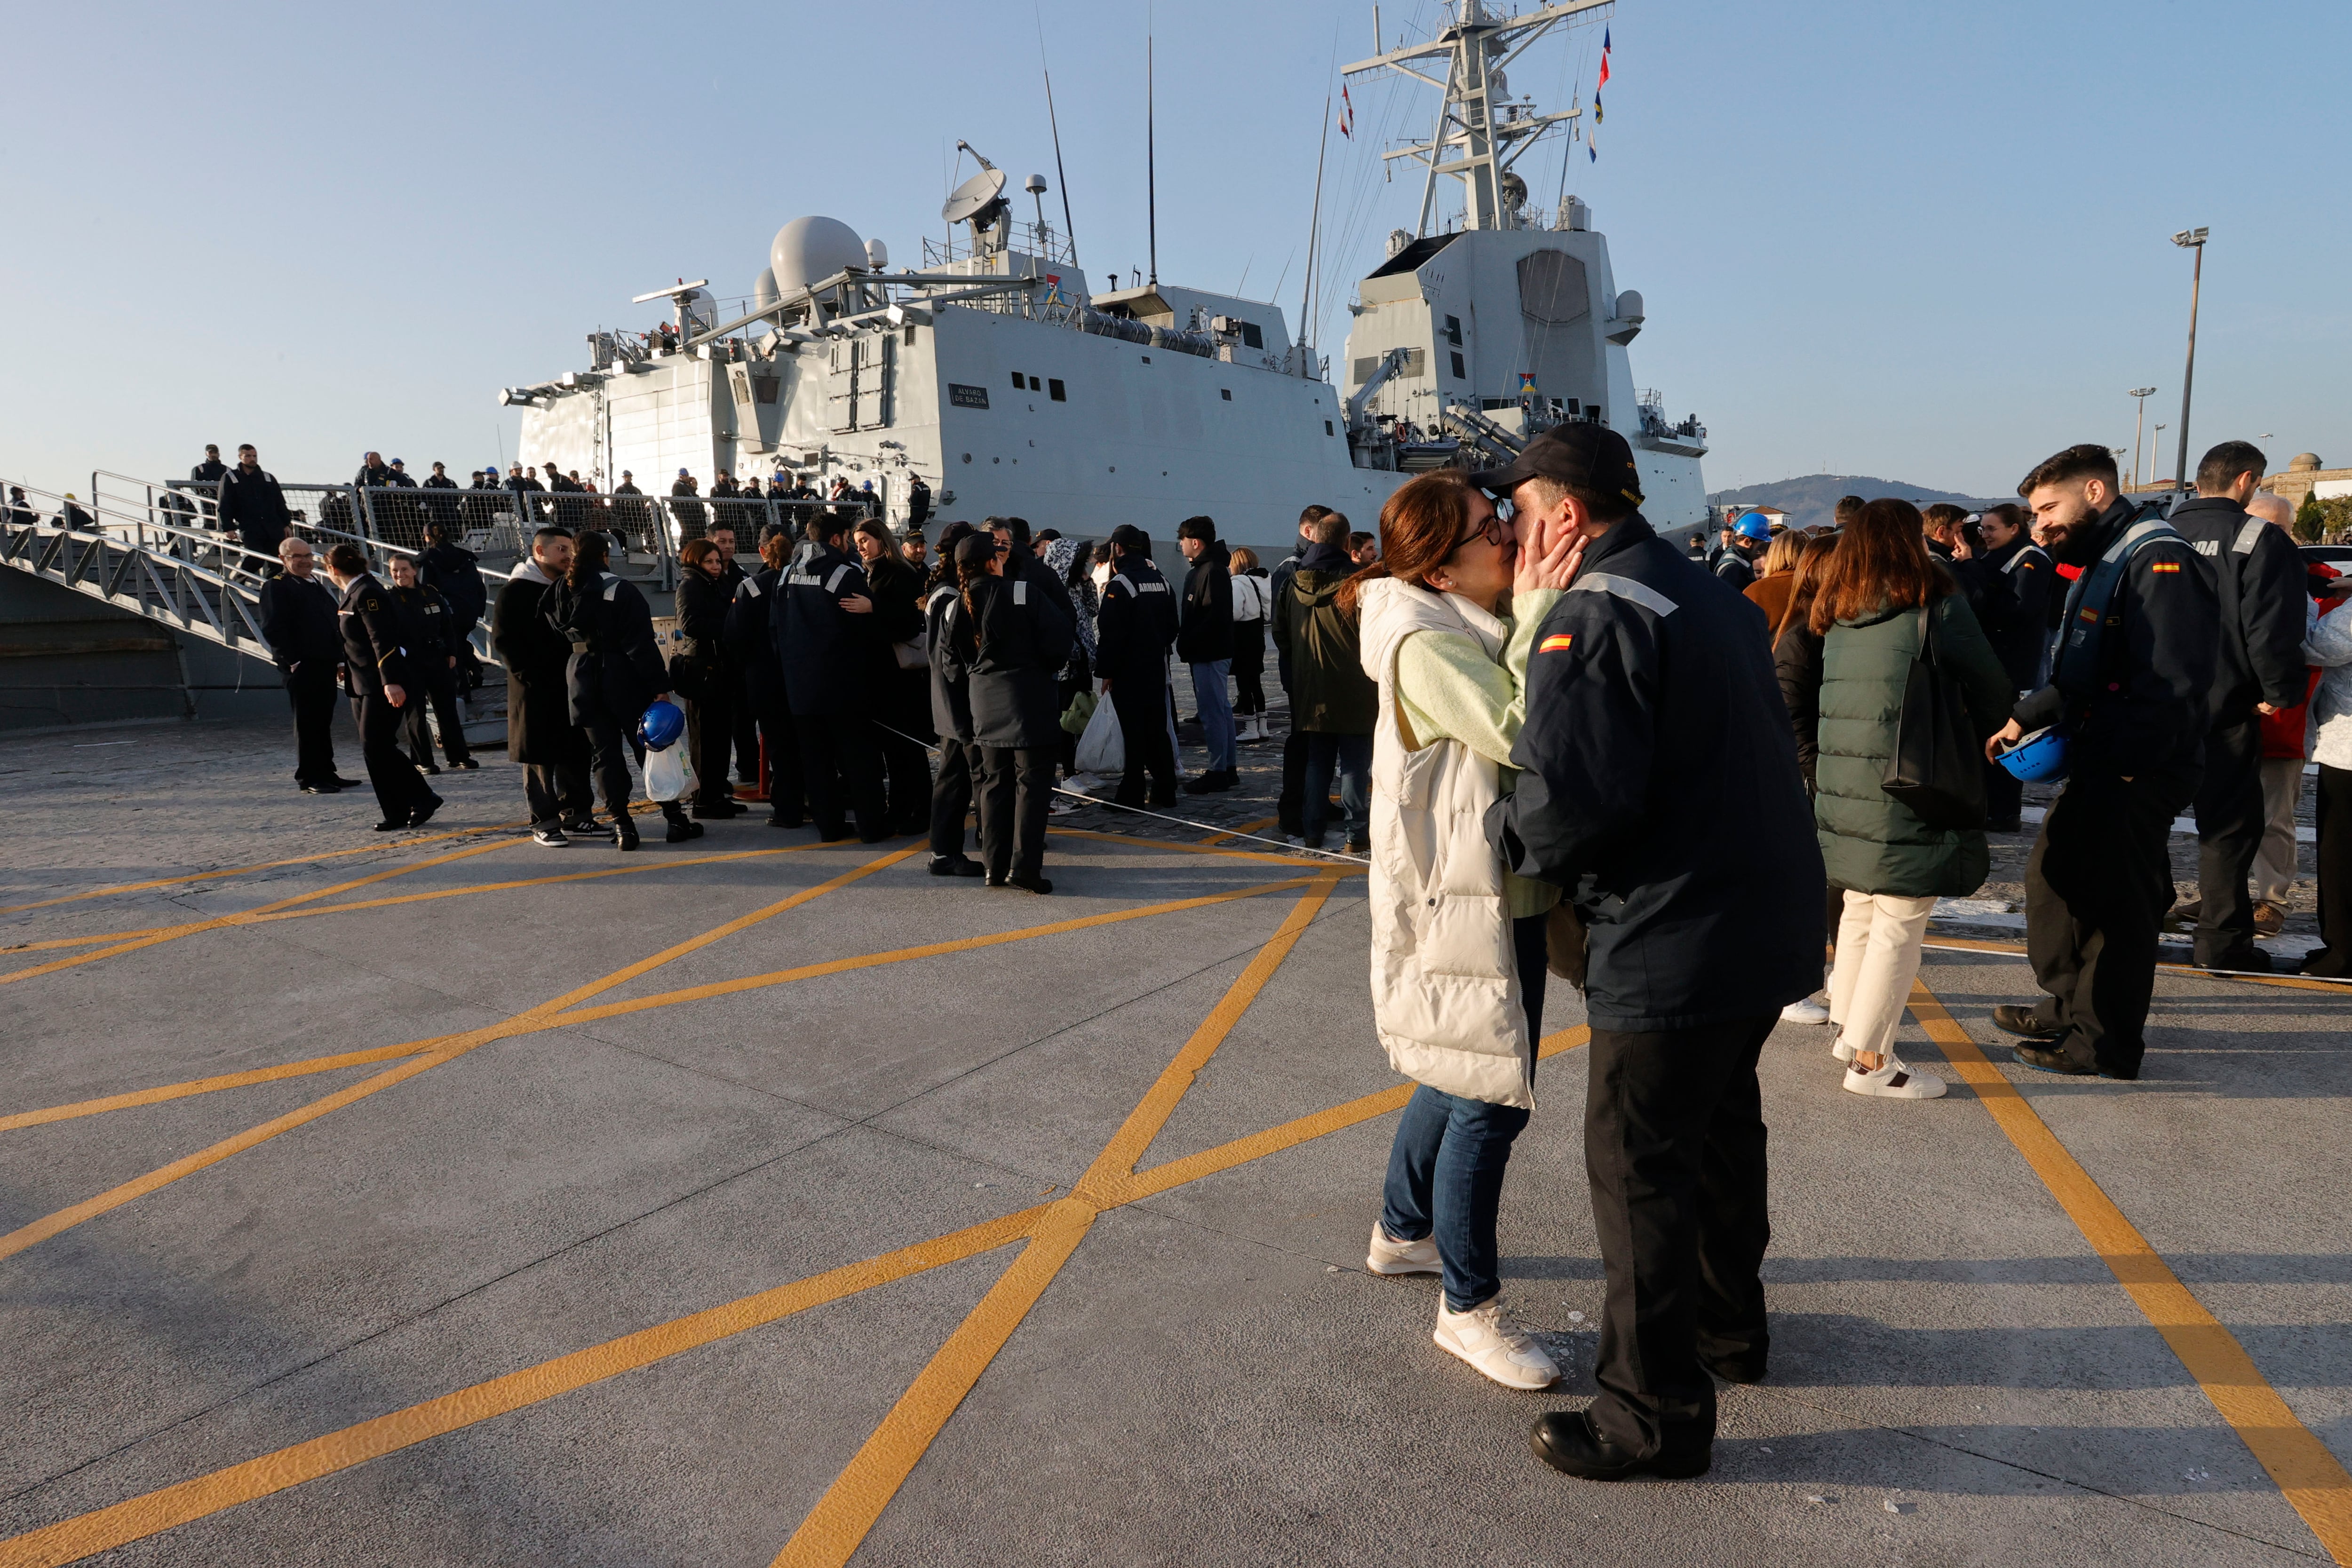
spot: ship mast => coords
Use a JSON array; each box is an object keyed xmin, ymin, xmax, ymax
[{"xmin": 1343, "ymin": 0, "xmax": 1608, "ymax": 236}]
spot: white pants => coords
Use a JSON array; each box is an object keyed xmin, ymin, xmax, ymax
[
  {"xmin": 2252, "ymin": 757, "xmax": 2304, "ymax": 908},
  {"xmin": 1827, "ymin": 890, "xmax": 1938, "ymax": 1061}
]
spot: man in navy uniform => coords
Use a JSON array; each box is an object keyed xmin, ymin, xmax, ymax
[{"xmin": 322, "ymin": 541, "xmax": 440, "ymax": 832}]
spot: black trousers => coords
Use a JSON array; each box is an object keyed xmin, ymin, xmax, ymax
[
  {"xmin": 1110, "ymin": 679, "xmax": 1176, "ymax": 806},
  {"xmin": 753, "ymin": 698, "xmax": 805, "ymax": 824},
  {"xmin": 1983, "ymin": 755, "xmax": 2023, "ymax": 826},
  {"xmin": 2306, "ymin": 764, "xmax": 2352, "ymax": 978},
  {"xmin": 581, "ymin": 710, "xmax": 645, "ymax": 821},
  {"xmin": 977, "ymin": 744, "xmax": 1054, "ymax": 879},
  {"xmin": 2025, "ymin": 764, "xmax": 2197, "ymax": 1078},
  {"xmin": 930, "ymin": 736, "xmax": 979, "ymax": 859},
  {"xmin": 1232, "ymin": 619, "xmax": 1267, "ymax": 717},
  {"xmin": 876, "ymin": 718, "xmax": 934, "ymax": 831},
  {"xmin": 1278, "ymin": 724, "xmax": 1310, "ymax": 836},
  {"xmin": 400, "ymin": 669, "xmax": 471, "ymax": 768},
  {"xmin": 352, "ymin": 692, "xmax": 432, "ymax": 823},
  {"xmin": 524, "ymin": 761, "xmax": 592, "ymax": 828},
  {"xmin": 686, "ymin": 684, "xmax": 735, "ymax": 809},
  {"xmin": 731, "ymin": 685, "xmax": 761, "ymax": 786},
  {"xmin": 2192, "ymin": 717, "xmax": 2265, "ymax": 963},
  {"xmin": 284, "ymin": 664, "xmax": 339, "ymax": 784},
  {"xmin": 796, "ymin": 710, "xmax": 885, "ymax": 839},
  {"xmin": 1584, "ymin": 1013, "xmax": 1775, "ymax": 1457}
]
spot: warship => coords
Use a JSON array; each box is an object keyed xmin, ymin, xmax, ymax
[{"xmin": 505, "ymin": 0, "xmax": 1708, "ymax": 547}]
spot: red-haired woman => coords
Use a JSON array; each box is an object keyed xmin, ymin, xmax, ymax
[{"xmin": 1350, "ymin": 470, "xmax": 1581, "ymax": 1389}]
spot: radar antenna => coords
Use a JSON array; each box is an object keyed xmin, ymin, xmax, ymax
[
  {"xmin": 942, "ymin": 142, "xmax": 1012, "ymax": 256},
  {"xmin": 1343, "ymin": 0, "xmax": 1606, "ymax": 236},
  {"xmin": 630, "ymin": 278, "xmax": 714, "ymax": 339}
]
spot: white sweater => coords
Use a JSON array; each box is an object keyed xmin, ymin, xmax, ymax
[{"xmin": 2305, "ymin": 596, "xmax": 2352, "ymax": 770}]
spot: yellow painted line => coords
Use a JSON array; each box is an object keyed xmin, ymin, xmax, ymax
[
  {"xmin": 0, "ymin": 1042, "xmax": 443, "ymax": 1132},
  {"xmin": 548, "ymin": 876, "xmax": 1321, "ymax": 1029},
  {"xmin": 779, "ymin": 876, "xmax": 1342, "ymax": 1567},
  {"xmin": 0, "ymin": 851, "xmax": 916, "ymax": 1266},
  {"xmin": 0, "ymin": 838, "xmax": 513, "ymax": 988},
  {"xmin": 1, "ymin": 842, "xmax": 841, "ymax": 954},
  {"xmin": 1922, "ymin": 932, "xmax": 2352, "ymax": 995},
  {"xmin": 0, "ymin": 820, "xmax": 530, "ymax": 917},
  {"xmin": 0, "ymin": 877, "xmax": 1478, "ymax": 1562},
  {"xmin": 1197, "ymin": 816, "xmax": 1276, "ymax": 848},
  {"xmin": 1910, "ymin": 979, "xmax": 2352, "ymax": 1561},
  {"xmin": 1049, "ymin": 824, "xmax": 1351, "ymax": 871},
  {"xmin": 0, "ymin": 1206, "xmax": 1048, "ymax": 1568},
  {"xmin": 1129, "ymin": 1025, "xmax": 1590, "ymax": 1201}
]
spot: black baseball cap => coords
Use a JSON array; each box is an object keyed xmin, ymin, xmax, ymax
[{"xmin": 1467, "ymin": 424, "xmax": 1645, "ymax": 508}]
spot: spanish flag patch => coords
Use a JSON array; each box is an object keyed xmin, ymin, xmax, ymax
[
  {"xmin": 1540, "ymin": 633, "xmax": 1575, "ymax": 652},
  {"xmin": 2150, "ymin": 560, "xmax": 2181, "ymax": 574}
]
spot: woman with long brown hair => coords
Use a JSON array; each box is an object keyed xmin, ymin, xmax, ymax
[
  {"xmin": 1352, "ymin": 469, "xmax": 1581, "ymax": 1390},
  {"xmin": 1788, "ymin": 499, "xmax": 2012, "ymax": 1098},
  {"xmin": 1742, "ymin": 527, "xmax": 1808, "ymax": 633}
]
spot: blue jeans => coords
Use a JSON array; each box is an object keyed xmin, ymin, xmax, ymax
[
  {"xmin": 1380, "ymin": 913, "xmax": 1550, "ymax": 1312},
  {"xmin": 1301, "ymin": 731, "xmax": 1372, "ymax": 847},
  {"xmin": 1189, "ymin": 658, "xmax": 1236, "ymax": 772}
]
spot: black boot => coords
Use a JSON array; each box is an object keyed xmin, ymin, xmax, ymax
[
  {"xmin": 613, "ymin": 812, "xmax": 641, "ymax": 852},
  {"xmin": 662, "ymin": 802, "xmax": 704, "ymax": 843}
]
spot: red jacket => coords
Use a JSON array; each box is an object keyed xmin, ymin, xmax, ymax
[{"xmin": 2266, "ymin": 561, "xmax": 2348, "ymax": 759}]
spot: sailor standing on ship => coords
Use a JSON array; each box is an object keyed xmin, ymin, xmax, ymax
[
  {"xmin": 1095, "ymin": 523, "xmax": 1181, "ymax": 808},
  {"xmin": 773, "ymin": 513, "xmax": 889, "ymax": 842}
]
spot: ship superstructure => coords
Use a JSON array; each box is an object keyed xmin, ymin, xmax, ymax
[{"xmin": 507, "ymin": 0, "xmax": 1705, "ymax": 547}]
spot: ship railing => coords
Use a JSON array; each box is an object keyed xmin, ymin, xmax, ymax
[{"xmin": 922, "ymin": 220, "xmax": 1076, "ymax": 270}]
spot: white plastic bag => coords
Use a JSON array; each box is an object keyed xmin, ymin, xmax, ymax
[
  {"xmin": 1074, "ymin": 689, "xmax": 1125, "ymax": 776},
  {"xmin": 643, "ymin": 743, "xmax": 694, "ymax": 802}
]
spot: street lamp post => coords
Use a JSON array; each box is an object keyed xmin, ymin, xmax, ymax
[
  {"xmin": 2128, "ymin": 387, "xmax": 2157, "ymax": 489},
  {"xmin": 2171, "ymin": 227, "xmax": 2209, "ymax": 492},
  {"xmin": 2153, "ymin": 423, "xmax": 2167, "ymax": 481}
]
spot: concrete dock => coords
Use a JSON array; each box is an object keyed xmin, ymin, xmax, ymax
[{"xmin": 3, "ymin": 713, "xmax": 2348, "ymax": 1566}]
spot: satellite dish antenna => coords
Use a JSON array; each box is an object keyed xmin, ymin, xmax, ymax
[{"xmin": 941, "ymin": 166, "xmax": 1008, "ymax": 228}]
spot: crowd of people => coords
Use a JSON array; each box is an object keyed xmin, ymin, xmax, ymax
[{"xmin": 233, "ymin": 419, "xmax": 2352, "ymax": 1484}]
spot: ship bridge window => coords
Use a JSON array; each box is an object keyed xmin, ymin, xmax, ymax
[
  {"xmin": 1444, "ymin": 315, "xmax": 1462, "ymax": 345},
  {"xmin": 1049, "ymin": 378, "xmax": 1066, "ymax": 401},
  {"xmin": 1220, "ymin": 388, "xmax": 1232, "ymax": 401},
  {"xmin": 1449, "ymin": 351, "xmax": 1466, "ymax": 380},
  {"xmin": 1009, "ymin": 371, "xmax": 1023, "ymax": 390},
  {"xmin": 1240, "ymin": 321, "xmax": 1263, "ymax": 349}
]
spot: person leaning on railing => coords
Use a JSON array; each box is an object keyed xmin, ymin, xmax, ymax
[{"xmin": 216, "ymin": 443, "xmax": 291, "ymax": 568}]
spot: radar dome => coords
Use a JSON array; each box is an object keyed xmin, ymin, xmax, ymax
[
  {"xmin": 770, "ymin": 216, "xmax": 867, "ymax": 297},
  {"xmin": 753, "ymin": 267, "xmax": 779, "ymax": 311}
]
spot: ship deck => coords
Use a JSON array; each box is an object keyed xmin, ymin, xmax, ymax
[{"xmin": 3, "ymin": 712, "xmax": 2348, "ymax": 1567}]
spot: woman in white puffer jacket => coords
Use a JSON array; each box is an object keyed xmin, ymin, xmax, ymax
[
  {"xmin": 2299, "ymin": 590, "xmax": 2352, "ymax": 976},
  {"xmin": 1348, "ymin": 470, "xmax": 1581, "ymax": 1390}
]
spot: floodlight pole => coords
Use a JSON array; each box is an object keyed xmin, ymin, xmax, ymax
[
  {"xmin": 2128, "ymin": 387, "xmax": 2157, "ymax": 489},
  {"xmin": 2171, "ymin": 228, "xmax": 2208, "ymax": 493}
]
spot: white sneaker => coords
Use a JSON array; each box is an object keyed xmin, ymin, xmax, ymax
[
  {"xmin": 532, "ymin": 827, "xmax": 569, "ymax": 847},
  {"xmin": 1433, "ymin": 1298, "xmax": 1559, "ymax": 1389},
  {"xmin": 1780, "ymin": 996, "xmax": 1831, "ymax": 1025},
  {"xmin": 1843, "ymin": 1056, "xmax": 1947, "ymax": 1099},
  {"xmin": 1366, "ymin": 1223, "xmax": 1440, "ymax": 1276},
  {"xmin": 1831, "ymin": 1033, "xmax": 1858, "ymax": 1065}
]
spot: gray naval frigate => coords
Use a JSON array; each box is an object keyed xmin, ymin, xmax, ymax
[{"xmin": 506, "ymin": 0, "xmax": 1708, "ymax": 546}]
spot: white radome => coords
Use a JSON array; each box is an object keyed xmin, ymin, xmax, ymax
[{"xmin": 769, "ymin": 217, "xmax": 867, "ymax": 297}]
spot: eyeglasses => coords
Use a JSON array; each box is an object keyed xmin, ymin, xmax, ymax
[{"xmin": 1452, "ymin": 508, "xmax": 1508, "ymax": 554}]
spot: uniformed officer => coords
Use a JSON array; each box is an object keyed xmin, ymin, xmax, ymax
[
  {"xmin": 1955, "ymin": 502, "xmax": 2053, "ymax": 830},
  {"xmin": 772, "ymin": 512, "xmax": 889, "ymax": 841},
  {"xmin": 1986, "ymin": 443, "xmax": 2220, "ymax": 1077},
  {"xmin": 256, "ymin": 535, "xmax": 353, "ymax": 794},
  {"xmin": 385, "ymin": 554, "xmax": 477, "ymax": 775},
  {"xmin": 2165, "ymin": 441, "xmax": 2311, "ymax": 972},
  {"xmin": 320, "ymin": 542, "xmax": 439, "ymax": 832},
  {"xmin": 1094, "ymin": 523, "xmax": 1181, "ymax": 807},
  {"xmin": 724, "ymin": 532, "xmax": 806, "ymax": 829},
  {"xmin": 940, "ymin": 531, "xmax": 1075, "ymax": 891},
  {"xmin": 1712, "ymin": 513, "xmax": 1769, "ymax": 590},
  {"xmin": 1482, "ymin": 426, "xmax": 1823, "ymax": 1483}
]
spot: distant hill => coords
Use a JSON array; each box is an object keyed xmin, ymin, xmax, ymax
[{"xmin": 1706, "ymin": 475, "xmax": 2012, "ymax": 531}]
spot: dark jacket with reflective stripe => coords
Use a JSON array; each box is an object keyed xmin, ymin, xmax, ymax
[
  {"xmin": 336, "ymin": 572, "xmax": 416, "ymax": 699},
  {"xmin": 216, "ymin": 465, "xmax": 291, "ymax": 555},
  {"xmin": 724, "ymin": 566, "xmax": 787, "ymax": 709},
  {"xmin": 1494, "ymin": 515, "xmax": 1824, "ymax": 1031},
  {"xmin": 545, "ymin": 571, "xmax": 665, "ymax": 726},
  {"xmin": 2013, "ymin": 498, "xmax": 2217, "ymax": 776},
  {"xmin": 2166, "ymin": 495, "xmax": 2309, "ymax": 722},
  {"xmin": 1955, "ymin": 535, "xmax": 2053, "ymax": 689},
  {"xmin": 941, "ymin": 572, "xmax": 1074, "ymax": 748},
  {"xmin": 1094, "ymin": 554, "xmax": 1178, "ymax": 686},
  {"xmin": 925, "ymin": 584, "xmax": 977, "ymax": 743},
  {"xmin": 772, "ymin": 542, "xmax": 873, "ymax": 716}
]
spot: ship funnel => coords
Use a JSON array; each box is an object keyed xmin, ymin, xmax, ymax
[{"xmin": 770, "ymin": 216, "xmax": 869, "ymax": 297}]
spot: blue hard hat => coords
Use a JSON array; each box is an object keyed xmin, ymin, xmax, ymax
[
  {"xmin": 1734, "ymin": 513, "xmax": 1773, "ymax": 541},
  {"xmin": 639, "ymin": 698, "xmax": 686, "ymax": 751},
  {"xmin": 1995, "ymin": 725, "xmax": 2069, "ymax": 783}
]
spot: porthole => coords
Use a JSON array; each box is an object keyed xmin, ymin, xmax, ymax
[{"xmin": 961, "ymin": 453, "xmax": 972, "ymax": 464}]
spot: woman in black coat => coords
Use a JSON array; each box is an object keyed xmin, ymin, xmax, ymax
[
  {"xmin": 923, "ymin": 524, "xmax": 984, "ymax": 877},
  {"xmin": 543, "ymin": 531, "xmax": 699, "ymax": 850},
  {"xmin": 673, "ymin": 538, "xmax": 746, "ymax": 820},
  {"xmin": 939, "ymin": 532, "xmax": 1075, "ymax": 892},
  {"xmin": 853, "ymin": 517, "xmax": 933, "ymax": 834}
]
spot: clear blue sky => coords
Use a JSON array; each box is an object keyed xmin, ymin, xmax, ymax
[{"xmin": 5, "ymin": 0, "xmax": 2344, "ymax": 499}]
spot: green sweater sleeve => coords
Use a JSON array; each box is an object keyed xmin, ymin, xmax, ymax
[{"xmin": 1395, "ymin": 587, "xmax": 1560, "ymax": 764}]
